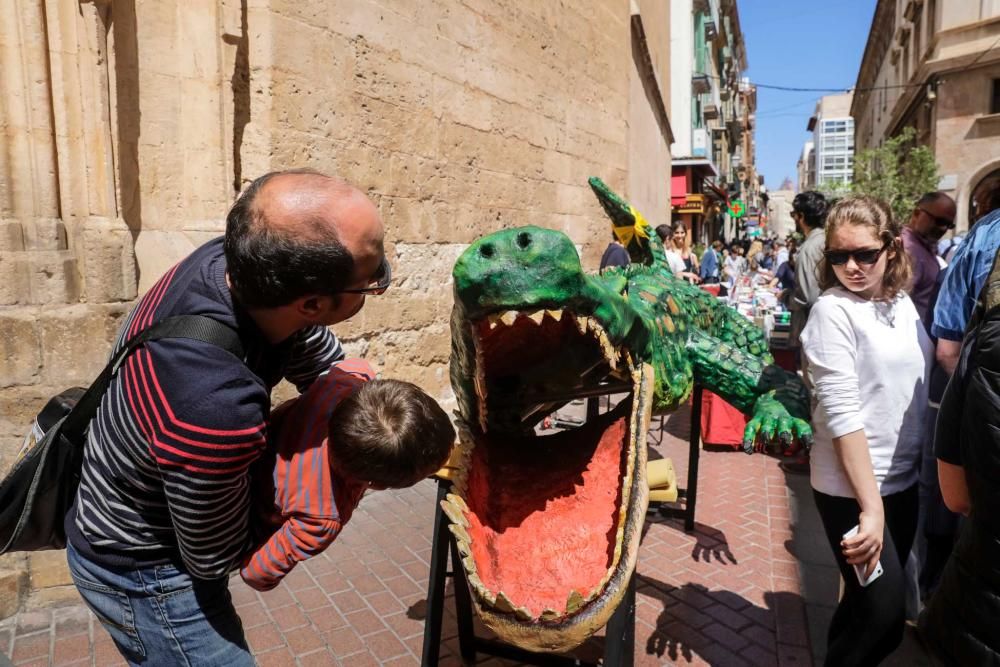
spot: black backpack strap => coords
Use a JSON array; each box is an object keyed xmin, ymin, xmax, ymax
[{"xmin": 62, "ymin": 315, "xmax": 245, "ymax": 440}]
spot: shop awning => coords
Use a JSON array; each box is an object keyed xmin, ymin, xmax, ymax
[
  {"xmin": 671, "ymin": 173, "xmax": 687, "ymax": 207},
  {"xmin": 671, "ymin": 158, "xmax": 720, "ymax": 209}
]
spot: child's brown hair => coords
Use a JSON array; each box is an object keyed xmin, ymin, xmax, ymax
[{"xmin": 328, "ymin": 379, "xmax": 455, "ymax": 489}]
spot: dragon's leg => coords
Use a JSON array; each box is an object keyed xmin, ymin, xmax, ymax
[{"xmin": 684, "ymin": 329, "xmax": 812, "ymax": 454}]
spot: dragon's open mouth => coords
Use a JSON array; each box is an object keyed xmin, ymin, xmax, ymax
[{"xmin": 446, "ymin": 307, "xmax": 651, "ymax": 651}]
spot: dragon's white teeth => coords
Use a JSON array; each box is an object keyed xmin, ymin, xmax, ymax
[
  {"xmin": 540, "ymin": 608, "xmax": 561, "ymax": 621},
  {"xmin": 468, "ymin": 574, "xmax": 496, "ymax": 605},
  {"xmin": 527, "ymin": 310, "xmax": 545, "ymax": 325},
  {"xmin": 545, "ymin": 309, "xmax": 564, "ymax": 322},
  {"xmin": 440, "ymin": 498, "xmax": 469, "ymax": 527},
  {"xmin": 446, "ymin": 493, "xmax": 469, "ymax": 512},
  {"xmin": 565, "ymin": 590, "xmax": 585, "ymax": 614},
  {"xmin": 500, "ymin": 310, "xmax": 518, "ymax": 326},
  {"xmin": 486, "ymin": 313, "xmax": 500, "ymax": 331},
  {"xmin": 575, "ymin": 316, "xmax": 588, "ymax": 334},
  {"xmin": 514, "ymin": 605, "xmax": 534, "ymax": 621},
  {"xmin": 494, "ymin": 591, "xmax": 516, "ymax": 613},
  {"xmin": 448, "ymin": 521, "xmax": 471, "ymax": 544}
]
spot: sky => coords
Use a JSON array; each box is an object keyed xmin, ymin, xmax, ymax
[{"xmin": 740, "ymin": 0, "xmax": 876, "ymax": 190}]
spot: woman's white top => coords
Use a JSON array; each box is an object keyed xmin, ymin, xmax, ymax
[
  {"xmin": 800, "ymin": 287, "xmax": 933, "ymax": 498},
  {"xmin": 664, "ymin": 249, "xmax": 686, "ymax": 276}
]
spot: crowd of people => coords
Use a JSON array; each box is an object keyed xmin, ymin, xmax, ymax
[{"xmin": 601, "ymin": 186, "xmax": 999, "ymax": 666}]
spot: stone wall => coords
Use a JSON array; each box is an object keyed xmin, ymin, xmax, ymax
[{"xmin": 0, "ymin": 0, "xmax": 671, "ymax": 617}]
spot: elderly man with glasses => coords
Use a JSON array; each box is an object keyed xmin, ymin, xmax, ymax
[
  {"xmin": 903, "ymin": 191, "xmax": 956, "ymax": 328},
  {"xmin": 65, "ymin": 169, "xmax": 390, "ymax": 665}
]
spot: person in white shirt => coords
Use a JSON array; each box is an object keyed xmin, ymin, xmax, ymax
[
  {"xmin": 655, "ymin": 223, "xmax": 699, "ymax": 283},
  {"xmin": 800, "ymin": 196, "xmax": 932, "ymax": 667}
]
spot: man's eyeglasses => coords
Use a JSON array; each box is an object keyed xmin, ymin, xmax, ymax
[
  {"xmin": 918, "ymin": 207, "xmax": 955, "ymax": 230},
  {"xmin": 338, "ymin": 256, "xmax": 391, "ymax": 295},
  {"xmin": 824, "ymin": 242, "xmax": 891, "ymax": 266}
]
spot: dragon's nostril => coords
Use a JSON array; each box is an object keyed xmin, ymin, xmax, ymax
[
  {"xmin": 480, "ymin": 243, "xmax": 495, "ymax": 258},
  {"xmin": 516, "ymin": 232, "xmax": 531, "ymax": 249}
]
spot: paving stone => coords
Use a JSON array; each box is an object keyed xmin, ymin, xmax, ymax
[
  {"xmin": 282, "ymin": 625, "xmax": 324, "ymax": 656},
  {"xmin": 365, "ymin": 629, "xmax": 409, "ymax": 661},
  {"xmin": 10, "ymin": 631, "xmax": 49, "ymax": 663},
  {"xmin": 52, "ymin": 633, "xmax": 91, "ymax": 664}
]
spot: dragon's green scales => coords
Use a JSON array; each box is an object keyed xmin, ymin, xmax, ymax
[
  {"xmin": 453, "ymin": 177, "xmax": 812, "ymax": 451},
  {"xmin": 441, "ymin": 178, "xmax": 812, "ymax": 653}
]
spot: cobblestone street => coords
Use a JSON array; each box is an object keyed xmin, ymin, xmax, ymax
[{"xmin": 1, "ymin": 404, "xmax": 929, "ymax": 666}]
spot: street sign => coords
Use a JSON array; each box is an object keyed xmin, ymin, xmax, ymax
[{"xmin": 728, "ymin": 199, "xmax": 745, "ymax": 218}]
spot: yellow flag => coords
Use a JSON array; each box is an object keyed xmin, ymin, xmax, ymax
[{"xmin": 613, "ymin": 206, "xmax": 651, "ymax": 247}]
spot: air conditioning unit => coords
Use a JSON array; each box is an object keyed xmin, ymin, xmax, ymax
[
  {"xmin": 692, "ymin": 73, "xmax": 712, "ymax": 95},
  {"xmin": 693, "ymin": 128, "xmax": 709, "ymax": 157},
  {"xmin": 704, "ymin": 20, "xmax": 718, "ymax": 41}
]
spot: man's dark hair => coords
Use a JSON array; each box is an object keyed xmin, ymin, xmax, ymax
[
  {"xmin": 654, "ymin": 224, "xmax": 671, "ymax": 243},
  {"xmin": 917, "ymin": 191, "xmax": 952, "ymax": 208},
  {"xmin": 328, "ymin": 379, "xmax": 456, "ymax": 489},
  {"xmin": 792, "ymin": 191, "xmax": 829, "ymax": 229},
  {"xmin": 224, "ymin": 169, "xmax": 356, "ymax": 308}
]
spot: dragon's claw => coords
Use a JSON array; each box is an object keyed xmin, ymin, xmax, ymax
[{"xmin": 742, "ymin": 393, "xmax": 811, "ymax": 457}]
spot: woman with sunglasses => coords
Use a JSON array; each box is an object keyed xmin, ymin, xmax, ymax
[{"xmin": 799, "ymin": 196, "xmax": 933, "ymax": 666}]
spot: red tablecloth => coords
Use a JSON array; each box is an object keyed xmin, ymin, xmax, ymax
[{"xmin": 700, "ymin": 390, "xmax": 747, "ymax": 448}]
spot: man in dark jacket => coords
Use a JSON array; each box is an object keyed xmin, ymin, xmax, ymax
[{"xmin": 918, "ymin": 248, "xmax": 1000, "ymax": 666}]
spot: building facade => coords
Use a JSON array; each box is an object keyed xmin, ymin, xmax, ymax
[
  {"xmin": 806, "ymin": 93, "xmax": 855, "ymax": 189},
  {"xmin": 766, "ymin": 189, "xmax": 797, "ymax": 240},
  {"xmin": 669, "ymin": 0, "xmax": 756, "ymax": 244},
  {"xmin": 852, "ymin": 0, "xmax": 1000, "ymax": 229},
  {"xmin": 796, "ymin": 140, "xmax": 816, "ymax": 191},
  {"xmin": 0, "ymin": 0, "xmax": 673, "ymax": 617}
]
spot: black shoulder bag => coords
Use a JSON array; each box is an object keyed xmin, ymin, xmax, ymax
[{"xmin": 0, "ymin": 315, "xmax": 244, "ymax": 554}]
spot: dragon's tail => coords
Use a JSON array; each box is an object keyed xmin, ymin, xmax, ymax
[{"xmin": 588, "ymin": 177, "xmax": 668, "ymax": 267}]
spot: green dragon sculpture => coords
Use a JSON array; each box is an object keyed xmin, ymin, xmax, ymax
[{"xmin": 442, "ymin": 178, "xmax": 812, "ymax": 652}]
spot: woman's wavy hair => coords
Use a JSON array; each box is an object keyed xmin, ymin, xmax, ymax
[{"xmin": 818, "ymin": 195, "xmax": 911, "ymax": 302}]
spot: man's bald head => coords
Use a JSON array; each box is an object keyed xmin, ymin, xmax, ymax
[{"xmin": 224, "ymin": 169, "xmax": 385, "ymax": 309}]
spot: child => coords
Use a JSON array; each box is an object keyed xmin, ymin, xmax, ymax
[{"xmin": 240, "ymin": 359, "xmax": 455, "ymax": 591}]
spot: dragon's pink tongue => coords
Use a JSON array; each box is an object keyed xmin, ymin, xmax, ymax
[{"xmin": 464, "ymin": 414, "xmax": 628, "ymax": 616}]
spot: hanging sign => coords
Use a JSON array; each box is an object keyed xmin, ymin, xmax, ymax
[{"xmin": 728, "ymin": 199, "xmax": 745, "ymax": 218}]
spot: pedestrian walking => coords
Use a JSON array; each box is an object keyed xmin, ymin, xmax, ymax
[
  {"xmin": 600, "ymin": 232, "xmax": 631, "ymax": 273},
  {"xmin": 918, "ymin": 246, "xmax": 1000, "ymax": 666},
  {"xmin": 784, "ymin": 190, "xmax": 829, "ymax": 475},
  {"xmin": 699, "ymin": 240, "xmax": 722, "ymax": 284},
  {"xmin": 800, "ymin": 196, "xmax": 932, "ymax": 666},
  {"xmin": 901, "ymin": 192, "xmax": 956, "ymax": 328}
]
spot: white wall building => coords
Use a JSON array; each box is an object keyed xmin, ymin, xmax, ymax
[{"xmin": 807, "ymin": 93, "xmax": 855, "ymax": 188}]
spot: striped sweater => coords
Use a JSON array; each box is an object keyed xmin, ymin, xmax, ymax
[
  {"xmin": 67, "ymin": 238, "xmax": 344, "ymax": 579},
  {"xmin": 240, "ymin": 359, "xmax": 373, "ymax": 591}
]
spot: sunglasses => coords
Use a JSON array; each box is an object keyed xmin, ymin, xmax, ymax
[
  {"xmin": 918, "ymin": 207, "xmax": 955, "ymax": 230},
  {"xmin": 338, "ymin": 256, "xmax": 391, "ymax": 295},
  {"xmin": 824, "ymin": 242, "xmax": 890, "ymax": 266}
]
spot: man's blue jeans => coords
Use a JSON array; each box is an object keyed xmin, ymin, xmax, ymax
[{"xmin": 66, "ymin": 542, "xmax": 254, "ymax": 666}]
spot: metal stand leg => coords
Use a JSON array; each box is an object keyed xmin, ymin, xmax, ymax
[
  {"xmin": 602, "ymin": 573, "xmax": 636, "ymax": 666},
  {"xmin": 421, "ymin": 481, "xmax": 452, "ymax": 667},
  {"xmin": 685, "ymin": 384, "xmax": 703, "ymax": 533},
  {"xmin": 449, "ymin": 536, "xmax": 477, "ymax": 663}
]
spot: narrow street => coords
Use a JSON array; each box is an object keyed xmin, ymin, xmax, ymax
[{"xmin": 0, "ymin": 403, "xmax": 933, "ymax": 666}]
